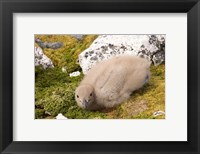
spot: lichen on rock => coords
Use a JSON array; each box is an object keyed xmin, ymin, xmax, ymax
[
  {"xmin": 35, "ymin": 47, "xmax": 54, "ymax": 69},
  {"xmin": 78, "ymin": 35, "xmax": 165, "ymax": 74}
]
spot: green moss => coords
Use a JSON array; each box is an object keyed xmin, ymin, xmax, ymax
[
  {"xmin": 35, "ymin": 66, "xmax": 83, "ymax": 117},
  {"xmin": 35, "ymin": 35, "xmax": 165, "ymax": 119},
  {"xmin": 64, "ymin": 106, "xmax": 106, "ymax": 119},
  {"xmin": 35, "ymin": 109, "xmax": 45, "ymax": 119},
  {"xmin": 35, "ymin": 67, "xmax": 70, "ymax": 87},
  {"xmin": 42, "ymin": 85, "xmax": 76, "ymax": 117}
]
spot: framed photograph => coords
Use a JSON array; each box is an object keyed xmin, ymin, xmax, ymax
[{"xmin": 0, "ymin": 0, "xmax": 200, "ymax": 153}]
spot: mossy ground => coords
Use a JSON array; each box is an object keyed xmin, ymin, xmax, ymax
[{"xmin": 35, "ymin": 35, "xmax": 165, "ymax": 119}]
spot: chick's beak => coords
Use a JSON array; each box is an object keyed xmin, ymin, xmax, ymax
[{"xmin": 84, "ymin": 100, "xmax": 89, "ymax": 108}]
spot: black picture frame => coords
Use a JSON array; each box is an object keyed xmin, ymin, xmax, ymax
[{"xmin": 0, "ymin": 0, "xmax": 200, "ymax": 154}]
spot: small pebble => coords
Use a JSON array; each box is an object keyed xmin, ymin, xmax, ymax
[
  {"xmin": 56, "ymin": 113, "xmax": 68, "ymax": 119},
  {"xmin": 62, "ymin": 67, "xmax": 67, "ymax": 72},
  {"xmin": 69, "ymin": 71, "xmax": 81, "ymax": 77},
  {"xmin": 153, "ymin": 111, "xmax": 165, "ymax": 117}
]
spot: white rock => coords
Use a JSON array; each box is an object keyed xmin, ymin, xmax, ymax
[
  {"xmin": 56, "ymin": 113, "xmax": 68, "ymax": 119},
  {"xmin": 35, "ymin": 47, "xmax": 54, "ymax": 69},
  {"xmin": 69, "ymin": 71, "xmax": 81, "ymax": 77},
  {"xmin": 78, "ymin": 35, "xmax": 165, "ymax": 74},
  {"xmin": 153, "ymin": 111, "xmax": 165, "ymax": 117}
]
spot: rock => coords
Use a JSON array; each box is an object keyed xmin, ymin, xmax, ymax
[
  {"xmin": 153, "ymin": 111, "xmax": 165, "ymax": 117},
  {"xmin": 70, "ymin": 34, "xmax": 85, "ymax": 41},
  {"xmin": 152, "ymin": 51, "xmax": 165, "ymax": 66},
  {"xmin": 35, "ymin": 38, "xmax": 47, "ymax": 48},
  {"xmin": 69, "ymin": 71, "xmax": 81, "ymax": 77},
  {"xmin": 56, "ymin": 113, "xmax": 68, "ymax": 119},
  {"xmin": 35, "ymin": 38, "xmax": 63, "ymax": 49},
  {"xmin": 46, "ymin": 42, "xmax": 63, "ymax": 49},
  {"xmin": 78, "ymin": 35, "xmax": 165, "ymax": 74},
  {"xmin": 35, "ymin": 47, "xmax": 54, "ymax": 69}
]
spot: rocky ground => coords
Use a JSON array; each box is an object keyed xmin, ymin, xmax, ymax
[{"xmin": 35, "ymin": 34, "xmax": 165, "ymax": 119}]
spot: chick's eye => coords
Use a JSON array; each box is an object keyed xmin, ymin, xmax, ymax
[
  {"xmin": 90, "ymin": 93, "xmax": 92, "ymax": 96},
  {"xmin": 77, "ymin": 95, "xmax": 79, "ymax": 98}
]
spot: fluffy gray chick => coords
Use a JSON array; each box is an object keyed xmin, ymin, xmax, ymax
[{"xmin": 75, "ymin": 55, "xmax": 151, "ymax": 110}]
